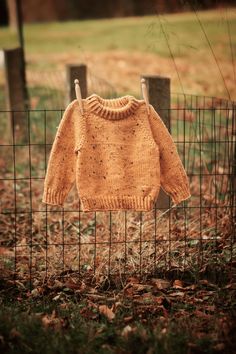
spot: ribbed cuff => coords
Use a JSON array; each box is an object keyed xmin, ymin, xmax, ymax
[
  {"xmin": 42, "ymin": 187, "xmax": 66, "ymax": 206},
  {"xmin": 169, "ymin": 185, "xmax": 191, "ymax": 205}
]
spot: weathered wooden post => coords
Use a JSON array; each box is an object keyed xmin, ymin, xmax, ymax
[
  {"xmin": 232, "ymin": 104, "xmax": 236, "ymax": 200},
  {"xmin": 7, "ymin": 0, "xmax": 19, "ymax": 30},
  {"xmin": 4, "ymin": 47, "xmax": 28, "ymax": 141},
  {"xmin": 66, "ymin": 64, "xmax": 87, "ymax": 104},
  {"xmin": 141, "ymin": 75, "xmax": 171, "ymax": 209}
]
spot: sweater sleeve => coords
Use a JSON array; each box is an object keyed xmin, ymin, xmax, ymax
[
  {"xmin": 148, "ymin": 105, "xmax": 191, "ymax": 205},
  {"xmin": 42, "ymin": 102, "xmax": 78, "ymax": 206}
]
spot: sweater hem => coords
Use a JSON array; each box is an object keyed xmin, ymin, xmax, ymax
[{"xmin": 80, "ymin": 195, "xmax": 155, "ymax": 211}]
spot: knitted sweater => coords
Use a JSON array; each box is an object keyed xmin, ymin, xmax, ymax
[{"xmin": 42, "ymin": 94, "xmax": 191, "ymax": 211}]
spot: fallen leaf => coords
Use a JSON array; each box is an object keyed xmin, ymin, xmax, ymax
[
  {"xmin": 112, "ymin": 301, "xmax": 123, "ymax": 311},
  {"xmin": 123, "ymin": 316, "xmax": 133, "ymax": 323},
  {"xmin": 213, "ymin": 343, "xmax": 225, "ymax": 351},
  {"xmin": 9, "ymin": 328, "xmax": 21, "ymax": 338},
  {"xmin": 223, "ymin": 283, "xmax": 236, "ymax": 290},
  {"xmin": 154, "ymin": 296, "xmax": 165, "ymax": 305},
  {"xmin": 151, "ymin": 278, "xmax": 171, "ymax": 290},
  {"xmin": 199, "ymin": 279, "xmax": 217, "ymax": 288},
  {"xmin": 173, "ymin": 279, "xmax": 184, "ymax": 288},
  {"xmin": 60, "ymin": 303, "xmax": 70, "ymax": 309},
  {"xmin": 161, "ymin": 328, "xmax": 167, "ymax": 334},
  {"xmin": 185, "ymin": 284, "xmax": 197, "ymax": 290},
  {"xmin": 126, "ymin": 276, "xmax": 140, "ymax": 284},
  {"xmin": 188, "ymin": 342, "xmax": 198, "ymax": 349},
  {"xmin": 121, "ymin": 325, "xmax": 133, "ymax": 337},
  {"xmin": 132, "ymin": 283, "xmax": 153, "ymax": 293},
  {"xmin": 64, "ymin": 280, "xmax": 81, "ymax": 290},
  {"xmin": 169, "ymin": 291, "xmax": 185, "ymax": 297},
  {"xmin": 0, "ymin": 247, "xmax": 11, "ymax": 255},
  {"xmin": 205, "ymin": 305, "xmax": 215, "ymax": 312},
  {"xmin": 41, "ymin": 310, "xmax": 62, "ymax": 331},
  {"xmin": 79, "ymin": 306, "xmax": 98, "ymax": 320},
  {"xmin": 174, "ymin": 309, "xmax": 191, "ymax": 318},
  {"xmin": 193, "ymin": 310, "xmax": 212, "ymax": 319},
  {"xmin": 31, "ymin": 288, "xmax": 40, "ymax": 297},
  {"xmin": 52, "ymin": 294, "xmax": 62, "ymax": 301},
  {"xmin": 98, "ymin": 305, "xmax": 115, "ymax": 321}
]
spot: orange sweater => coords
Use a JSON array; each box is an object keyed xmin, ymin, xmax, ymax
[{"xmin": 42, "ymin": 94, "xmax": 191, "ymax": 211}]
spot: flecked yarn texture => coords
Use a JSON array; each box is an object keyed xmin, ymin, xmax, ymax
[{"xmin": 42, "ymin": 94, "xmax": 191, "ymax": 211}]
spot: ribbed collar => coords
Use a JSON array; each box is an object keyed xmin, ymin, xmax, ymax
[{"xmin": 86, "ymin": 94, "xmax": 140, "ymax": 120}]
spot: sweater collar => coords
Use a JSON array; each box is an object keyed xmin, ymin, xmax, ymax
[{"xmin": 86, "ymin": 94, "xmax": 140, "ymax": 120}]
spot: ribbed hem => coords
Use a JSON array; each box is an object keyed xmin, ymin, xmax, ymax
[
  {"xmin": 80, "ymin": 195, "xmax": 155, "ymax": 211},
  {"xmin": 42, "ymin": 187, "xmax": 66, "ymax": 206},
  {"xmin": 168, "ymin": 185, "xmax": 191, "ymax": 205}
]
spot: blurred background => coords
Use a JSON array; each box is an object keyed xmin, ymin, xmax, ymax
[
  {"xmin": 0, "ymin": 5, "xmax": 235, "ymax": 350},
  {"xmin": 0, "ymin": 0, "xmax": 235, "ymax": 109},
  {"xmin": 1, "ymin": 0, "xmax": 236, "ymax": 23}
]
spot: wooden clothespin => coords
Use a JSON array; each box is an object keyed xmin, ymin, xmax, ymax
[
  {"xmin": 74, "ymin": 79, "xmax": 84, "ymax": 115},
  {"xmin": 141, "ymin": 78, "xmax": 150, "ymax": 115}
]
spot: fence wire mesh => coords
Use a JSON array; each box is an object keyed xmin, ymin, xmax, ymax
[
  {"xmin": 0, "ymin": 68, "xmax": 117, "ymax": 110},
  {"xmin": 0, "ymin": 93, "xmax": 235, "ymax": 288}
]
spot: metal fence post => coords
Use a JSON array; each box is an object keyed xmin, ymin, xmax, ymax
[
  {"xmin": 141, "ymin": 75, "xmax": 171, "ymax": 209},
  {"xmin": 66, "ymin": 64, "xmax": 87, "ymax": 104},
  {"xmin": 4, "ymin": 47, "xmax": 28, "ymax": 141}
]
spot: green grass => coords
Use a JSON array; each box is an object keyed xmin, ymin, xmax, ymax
[
  {"xmin": 0, "ymin": 278, "xmax": 235, "ymax": 354},
  {"xmin": 0, "ymin": 300, "xmax": 230, "ymax": 354},
  {"xmin": 1, "ymin": 9, "xmax": 236, "ymax": 100},
  {"xmin": 0, "ymin": 9, "xmax": 236, "ymax": 60}
]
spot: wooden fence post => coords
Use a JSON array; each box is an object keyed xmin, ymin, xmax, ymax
[
  {"xmin": 141, "ymin": 75, "xmax": 171, "ymax": 209},
  {"xmin": 66, "ymin": 64, "xmax": 87, "ymax": 104},
  {"xmin": 232, "ymin": 104, "xmax": 236, "ymax": 199},
  {"xmin": 4, "ymin": 47, "xmax": 28, "ymax": 141}
]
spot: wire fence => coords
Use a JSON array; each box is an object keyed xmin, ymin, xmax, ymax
[
  {"xmin": 0, "ymin": 93, "xmax": 235, "ymax": 289},
  {"xmin": 0, "ymin": 68, "xmax": 117, "ymax": 111}
]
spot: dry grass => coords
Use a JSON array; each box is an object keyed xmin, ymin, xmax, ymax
[
  {"xmin": 0, "ymin": 94, "xmax": 234, "ymax": 287},
  {"xmin": 0, "ymin": 174, "xmax": 233, "ymax": 287},
  {"xmin": 1, "ymin": 8, "xmax": 236, "ymax": 106}
]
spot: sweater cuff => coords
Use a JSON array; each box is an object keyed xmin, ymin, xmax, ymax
[
  {"xmin": 42, "ymin": 187, "xmax": 66, "ymax": 206},
  {"xmin": 168, "ymin": 184, "xmax": 191, "ymax": 205}
]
